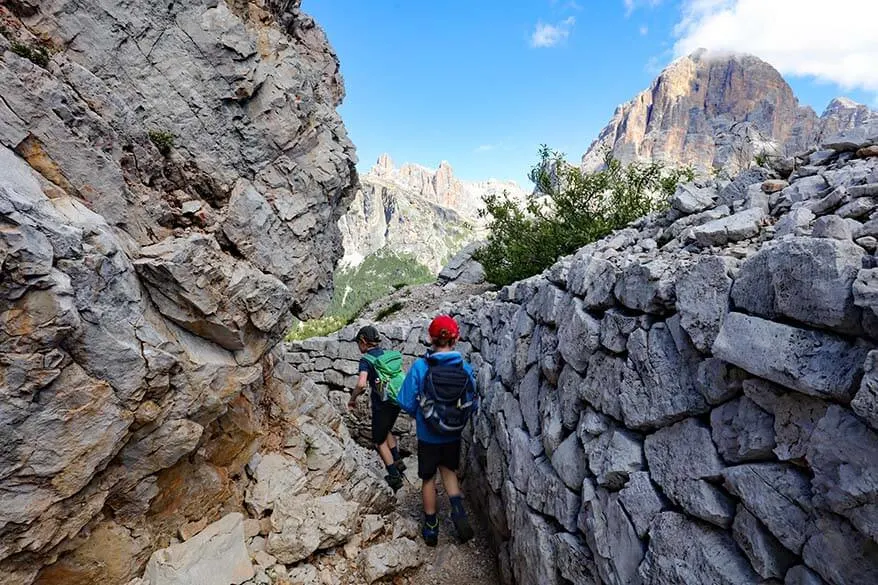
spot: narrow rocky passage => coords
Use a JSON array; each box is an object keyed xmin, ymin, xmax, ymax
[{"xmin": 395, "ymin": 462, "xmax": 501, "ymax": 585}]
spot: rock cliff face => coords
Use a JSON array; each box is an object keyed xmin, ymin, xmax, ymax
[
  {"xmin": 0, "ymin": 1, "xmax": 392, "ymax": 583},
  {"xmin": 582, "ymin": 50, "xmax": 878, "ymax": 175},
  {"xmin": 338, "ymin": 154, "xmax": 525, "ymax": 272},
  {"xmin": 297, "ymin": 128, "xmax": 878, "ymax": 585}
]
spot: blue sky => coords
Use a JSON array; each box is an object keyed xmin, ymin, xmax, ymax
[{"xmin": 303, "ymin": 0, "xmax": 877, "ymax": 185}]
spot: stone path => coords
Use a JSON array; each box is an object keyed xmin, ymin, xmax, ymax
[{"xmin": 397, "ymin": 460, "xmax": 502, "ymax": 585}]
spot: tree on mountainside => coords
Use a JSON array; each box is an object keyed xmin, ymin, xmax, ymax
[{"xmin": 474, "ymin": 147, "xmax": 693, "ymax": 286}]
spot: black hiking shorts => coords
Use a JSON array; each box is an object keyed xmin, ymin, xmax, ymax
[
  {"xmin": 371, "ymin": 399, "xmax": 401, "ymax": 445},
  {"xmin": 417, "ymin": 439, "xmax": 461, "ymax": 480}
]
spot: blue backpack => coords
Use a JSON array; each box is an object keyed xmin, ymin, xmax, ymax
[{"xmin": 417, "ymin": 355, "xmax": 474, "ymax": 436}]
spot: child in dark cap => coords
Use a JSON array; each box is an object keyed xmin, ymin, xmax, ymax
[{"xmin": 348, "ymin": 325, "xmax": 406, "ymax": 490}]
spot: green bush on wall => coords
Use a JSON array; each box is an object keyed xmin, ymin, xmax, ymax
[{"xmin": 474, "ymin": 147, "xmax": 694, "ymax": 286}]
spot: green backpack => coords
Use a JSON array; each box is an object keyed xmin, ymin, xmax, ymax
[{"xmin": 362, "ymin": 350, "xmax": 406, "ymax": 404}]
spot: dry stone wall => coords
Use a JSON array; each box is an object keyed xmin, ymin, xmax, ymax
[{"xmin": 297, "ymin": 130, "xmax": 878, "ymax": 585}]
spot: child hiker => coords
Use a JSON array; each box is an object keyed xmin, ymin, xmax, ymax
[
  {"xmin": 396, "ymin": 314, "xmax": 477, "ymax": 546},
  {"xmin": 348, "ymin": 325, "xmax": 406, "ymax": 491}
]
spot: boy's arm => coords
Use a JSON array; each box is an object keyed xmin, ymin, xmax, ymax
[
  {"xmin": 396, "ymin": 360, "xmax": 423, "ymax": 416},
  {"xmin": 348, "ymin": 360, "xmax": 370, "ymax": 409}
]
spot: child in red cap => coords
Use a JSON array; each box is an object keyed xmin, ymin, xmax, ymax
[{"xmin": 396, "ymin": 314, "xmax": 477, "ymax": 546}]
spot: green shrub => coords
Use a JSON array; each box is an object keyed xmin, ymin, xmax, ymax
[
  {"xmin": 754, "ymin": 151, "xmax": 771, "ymax": 167},
  {"xmin": 375, "ymin": 301, "xmax": 405, "ymax": 322},
  {"xmin": 148, "ymin": 130, "xmax": 175, "ymax": 155},
  {"xmin": 10, "ymin": 41, "xmax": 50, "ymax": 68},
  {"xmin": 474, "ymin": 147, "xmax": 693, "ymax": 286},
  {"xmin": 285, "ymin": 315, "xmax": 348, "ymax": 342}
]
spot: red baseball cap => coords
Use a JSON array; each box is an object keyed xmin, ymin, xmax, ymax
[{"xmin": 428, "ymin": 314, "xmax": 460, "ymax": 341}]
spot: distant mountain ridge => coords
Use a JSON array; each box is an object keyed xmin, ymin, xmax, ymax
[
  {"xmin": 582, "ymin": 50, "xmax": 878, "ymax": 173},
  {"xmin": 337, "ymin": 154, "xmax": 526, "ymax": 272}
]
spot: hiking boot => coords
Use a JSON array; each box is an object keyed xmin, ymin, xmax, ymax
[
  {"xmin": 385, "ymin": 472, "xmax": 403, "ymax": 491},
  {"xmin": 452, "ymin": 509, "xmax": 474, "ymax": 543},
  {"xmin": 394, "ymin": 458, "xmax": 407, "ymax": 472},
  {"xmin": 422, "ymin": 518, "xmax": 439, "ymax": 547}
]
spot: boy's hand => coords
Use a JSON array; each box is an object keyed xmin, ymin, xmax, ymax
[{"xmin": 347, "ymin": 396, "xmax": 357, "ymax": 410}]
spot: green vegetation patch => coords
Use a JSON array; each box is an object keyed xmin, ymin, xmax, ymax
[
  {"xmin": 148, "ymin": 130, "xmax": 175, "ymax": 156},
  {"xmin": 287, "ymin": 248, "xmax": 434, "ymax": 341},
  {"xmin": 10, "ymin": 40, "xmax": 50, "ymax": 68},
  {"xmin": 474, "ymin": 147, "xmax": 693, "ymax": 286}
]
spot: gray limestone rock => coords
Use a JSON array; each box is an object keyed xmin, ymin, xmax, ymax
[
  {"xmin": 438, "ymin": 242, "xmax": 487, "ymax": 284},
  {"xmin": 617, "ymin": 471, "xmax": 667, "ymax": 538},
  {"xmin": 676, "ymin": 255, "xmax": 733, "ymax": 353},
  {"xmin": 805, "ymin": 186, "xmax": 848, "ymax": 216},
  {"xmin": 710, "ymin": 396, "xmax": 776, "ymax": 463},
  {"xmin": 518, "ymin": 366, "xmax": 542, "ymax": 436},
  {"xmin": 550, "ymin": 432, "xmax": 589, "ymax": 492},
  {"xmin": 812, "ymin": 215, "xmax": 853, "ymax": 240},
  {"xmin": 558, "ymin": 364, "xmax": 586, "ymax": 430},
  {"xmin": 775, "ymin": 207, "xmax": 816, "ymax": 237},
  {"xmin": 801, "ymin": 513, "xmax": 878, "ymax": 585},
  {"xmin": 835, "ymin": 196, "xmax": 877, "ymax": 219},
  {"xmin": 358, "ymin": 538, "xmax": 422, "ymax": 584},
  {"xmin": 588, "ymin": 428, "xmax": 645, "ymax": 490},
  {"xmin": 696, "ymin": 358, "xmax": 748, "ymax": 405},
  {"xmin": 853, "ymin": 267, "xmax": 878, "ymax": 338},
  {"xmin": 806, "ymin": 405, "xmax": 878, "ymax": 541},
  {"xmin": 554, "ymin": 532, "xmax": 601, "ymax": 585},
  {"xmin": 267, "ymin": 494, "xmax": 359, "ymax": 564},
  {"xmin": 772, "ymin": 393, "xmax": 829, "ymax": 462},
  {"xmin": 568, "ymin": 252, "xmax": 619, "ymax": 310},
  {"xmin": 620, "ymin": 324, "xmax": 708, "ymax": 430},
  {"xmin": 645, "ymin": 418, "xmax": 735, "ymax": 527},
  {"xmin": 508, "ymin": 488, "xmax": 564, "ymax": 585},
  {"xmin": 732, "ymin": 505, "xmax": 797, "ymax": 579},
  {"xmin": 508, "ymin": 428, "xmax": 535, "ymax": 493},
  {"xmin": 582, "ymin": 351, "xmax": 626, "ymax": 421},
  {"xmin": 134, "ymin": 235, "xmax": 294, "ymax": 364},
  {"xmin": 244, "ymin": 453, "xmax": 308, "ymax": 516},
  {"xmin": 579, "ymin": 479, "xmax": 645, "ymax": 585},
  {"xmin": 600, "ymin": 310, "xmax": 642, "ymax": 354},
  {"xmin": 672, "ymin": 183, "xmax": 717, "ymax": 214},
  {"xmin": 144, "ymin": 513, "xmax": 254, "ymax": 585},
  {"xmin": 526, "ymin": 458, "xmax": 581, "ymax": 532},
  {"xmin": 731, "ymin": 237, "xmax": 865, "ymax": 335},
  {"xmin": 719, "ymin": 169, "xmax": 774, "ymax": 207},
  {"xmin": 852, "ymin": 350, "xmax": 878, "ymax": 430},
  {"xmin": 785, "ymin": 565, "xmax": 827, "ymax": 585},
  {"xmin": 639, "ymin": 512, "xmax": 759, "ymax": 585},
  {"xmin": 723, "ymin": 463, "xmax": 812, "ymax": 553},
  {"xmin": 713, "ymin": 312, "xmax": 868, "ymax": 401},
  {"xmin": 614, "ymin": 257, "xmax": 678, "ymax": 314},
  {"xmin": 557, "ymin": 297, "xmax": 601, "ymax": 372},
  {"xmin": 693, "ymin": 207, "xmax": 764, "ymax": 247}
]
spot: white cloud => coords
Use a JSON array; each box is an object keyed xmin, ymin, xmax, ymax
[
  {"xmin": 475, "ymin": 144, "xmax": 495, "ymax": 153},
  {"xmin": 673, "ymin": 0, "xmax": 878, "ymax": 93},
  {"xmin": 530, "ymin": 17, "xmax": 575, "ymax": 48},
  {"xmin": 639, "ymin": 25, "xmax": 649, "ymax": 36}
]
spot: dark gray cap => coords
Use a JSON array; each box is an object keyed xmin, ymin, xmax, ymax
[{"xmin": 356, "ymin": 325, "xmax": 380, "ymax": 343}]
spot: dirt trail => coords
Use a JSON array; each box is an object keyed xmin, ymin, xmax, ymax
[{"xmin": 397, "ymin": 460, "xmax": 501, "ymax": 585}]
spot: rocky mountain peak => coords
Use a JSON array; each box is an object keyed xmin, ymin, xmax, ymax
[
  {"xmin": 582, "ymin": 50, "xmax": 875, "ymax": 174},
  {"xmin": 374, "ymin": 152, "xmax": 394, "ymax": 175},
  {"xmin": 338, "ymin": 155, "xmax": 527, "ymax": 271}
]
